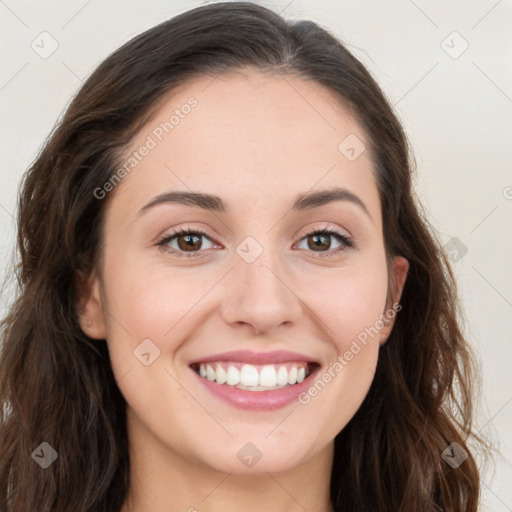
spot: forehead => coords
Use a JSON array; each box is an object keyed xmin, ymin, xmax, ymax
[
  {"xmin": 139, "ymin": 67, "xmax": 370, "ymax": 165},
  {"xmin": 107, "ymin": 67, "xmax": 380, "ymax": 226}
]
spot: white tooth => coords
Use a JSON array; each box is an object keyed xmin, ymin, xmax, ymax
[
  {"xmin": 199, "ymin": 364, "xmax": 207, "ymax": 378},
  {"xmin": 240, "ymin": 364, "xmax": 259, "ymax": 386},
  {"xmin": 206, "ymin": 364, "xmax": 216, "ymax": 381},
  {"xmin": 259, "ymin": 365, "xmax": 277, "ymax": 387},
  {"xmin": 296, "ymin": 367, "xmax": 306, "ymax": 383},
  {"xmin": 276, "ymin": 366, "xmax": 288, "ymax": 386},
  {"xmin": 226, "ymin": 366, "xmax": 240, "ymax": 385},
  {"xmin": 215, "ymin": 365, "xmax": 227, "ymax": 384},
  {"xmin": 288, "ymin": 366, "xmax": 298, "ymax": 385}
]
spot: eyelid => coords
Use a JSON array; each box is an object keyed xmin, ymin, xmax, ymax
[
  {"xmin": 156, "ymin": 223, "xmax": 354, "ymax": 258},
  {"xmin": 293, "ymin": 226, "xmax": 354, "ymax": 257},
  {"xmin": 156, "ymin": 226, "xmax": 217, "ymax": 258},
  {"xmin": 295, "ymin": 222, "xmax": 352, "ymax": 241}
]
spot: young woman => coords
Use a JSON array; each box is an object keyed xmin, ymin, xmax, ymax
[{"xmin": 0, "ymin": 2, "xmax": 488, "ymax": 511}]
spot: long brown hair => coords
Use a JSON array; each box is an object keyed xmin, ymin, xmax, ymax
[{"xmin": 0, "ymin": 2, "xmax": 490, "ymax": 511}]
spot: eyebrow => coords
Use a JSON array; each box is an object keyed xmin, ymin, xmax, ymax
[{"xmin": 138, "ymin": 186, "xmax": 373, "ymax": 222}]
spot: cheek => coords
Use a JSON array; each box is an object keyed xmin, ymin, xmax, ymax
[
  {"xmin": 96, "ymin": 258, "xmax": 171, "ymax": 371},
  {"xmin": 298, "ymin": 261, "xmax": 389, "ymax": 349},
  {"xmin": 294, "ymin": 267, "xmax": 387, "ymax": 439},
  {"xmin": 99, "ymin": 264, "xmax": 204, "ymax": 432}
]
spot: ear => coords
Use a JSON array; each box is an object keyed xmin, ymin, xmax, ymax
[
  {"xmin": 76, "ymin": 269, "xmax": 107, "ymax": 340},
  {"xmin": 379, "ymin": 255, "xmax": 409, "ymax": 345}
]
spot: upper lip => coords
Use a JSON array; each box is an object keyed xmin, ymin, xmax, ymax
[{"xmin": 189, "ymin": 350, "xmax": 320, "ymax": 366}]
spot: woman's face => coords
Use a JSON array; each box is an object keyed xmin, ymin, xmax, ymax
[{"xmin": 80, "ymin": 67, "xmax": 408, "ymax": 475}]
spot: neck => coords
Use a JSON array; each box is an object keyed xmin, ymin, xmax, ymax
[{"xmin": 120, "ymin": 410, "xmax": 334, "ymax": 512}]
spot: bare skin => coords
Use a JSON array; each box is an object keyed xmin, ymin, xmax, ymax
[{"xmin": 78, "ymin": 67, "xmax": 408, "ymax": 512}]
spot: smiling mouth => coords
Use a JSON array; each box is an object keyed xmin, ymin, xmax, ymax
[{"xmin": 190, "ymin": 361, "xmax": 320, "ymax": 391}]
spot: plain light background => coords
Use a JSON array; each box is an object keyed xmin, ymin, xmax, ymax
[{"xmin": 1, "ymin": 0, "xmax": 511, "ymax": 509}]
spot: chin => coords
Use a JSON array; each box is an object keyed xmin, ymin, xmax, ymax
[{"xmin": 195, "ymin": 436, "xmax": 317, "ymax": 475}]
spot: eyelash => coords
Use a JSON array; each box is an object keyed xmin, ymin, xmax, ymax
[{"xmin": 156, "ymin": 226, "xmax": 354, "ymax": 259}]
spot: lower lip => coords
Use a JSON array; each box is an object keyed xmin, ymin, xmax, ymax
[{"xmin": 191, "ymin": 366, "xmax": 319, "ymax": 411}]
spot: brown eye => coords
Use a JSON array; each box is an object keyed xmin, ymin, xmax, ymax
[
  {"xmin": 296, "ymin": 228, "xmax": 353, "ymax": 257},
  {"xmin": 176, "ymin": 232, "xmax": 203, "ymax": 251},
  {"xmin": 157, "ymin": 227, "xmax": 214, "ymax": 257},
  {"xmin": 307, "ymin": 233, "xmax": 332, "ymax": 251}
]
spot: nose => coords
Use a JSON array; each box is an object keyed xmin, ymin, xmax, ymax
[{"xmin": 220, "ymin": 247, "xmax": 303, "ymax": 336}]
